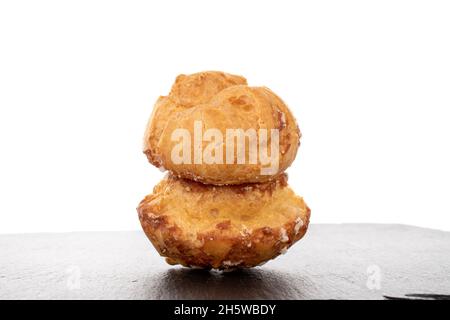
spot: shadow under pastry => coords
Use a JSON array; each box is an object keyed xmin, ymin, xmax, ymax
[{"xmin": 142, "ymin": 267, "xmax": 317, "ymax": 300}]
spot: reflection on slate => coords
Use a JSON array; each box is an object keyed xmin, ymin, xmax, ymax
[
  {"xmin": 384, "ymin": 294, "xmax": 450, "ymax": 300},
  {"xmin": 0, "ymin": 224, "xmax": 449, "ymax": 299}
]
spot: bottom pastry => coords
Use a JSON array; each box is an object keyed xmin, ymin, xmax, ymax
[{"xmin": 137, "ymin": 173, "xmax": 310, "ymax": 270}]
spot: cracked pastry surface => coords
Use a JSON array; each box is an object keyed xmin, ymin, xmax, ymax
[
  {"xmin": 137, "ymin": 173, "xmax": 310, "ymax": 269},
  {"xmin": 143, "ymin": 71, "xmax": 301, "ymax": 185}
]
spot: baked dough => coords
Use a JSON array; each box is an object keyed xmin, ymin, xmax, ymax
[
  {"xmin": 137, "ymin": 173, "xmax": 310, "ymax": 269},
  {"xmin": 143, "ymin": 71, "xmax": 301, "ymax": 185}
]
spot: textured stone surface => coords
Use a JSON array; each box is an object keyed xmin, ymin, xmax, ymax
[{"xmin": 0, "ymin": 224, "xmax": 449, "ymax": 300}]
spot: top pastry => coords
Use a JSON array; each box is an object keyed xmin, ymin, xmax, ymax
[{"xmin": 143, "ymin": 71, "xmax": 301, "ymax": 185}]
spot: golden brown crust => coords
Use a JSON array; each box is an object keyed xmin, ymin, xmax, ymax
[
  {"xmin": 143, "ymin": 71, "xmax": 301, "ymax": 185},
  {"xmin": 137, "ymin": 174, "xmax": 310, "ymax": 270}
]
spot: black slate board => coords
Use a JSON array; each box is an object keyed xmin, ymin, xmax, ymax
[{"xmin": 1, "ymin": 224, "xmax": 449, "ymax": 300}]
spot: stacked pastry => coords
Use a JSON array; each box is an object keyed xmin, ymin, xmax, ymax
[{"xmin": 137, "ymin": 71, "xmax": 310, "ymax": 270}]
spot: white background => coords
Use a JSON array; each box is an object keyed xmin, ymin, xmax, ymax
[{"xmin": 1, "ymin": 0, "xmax": 449, "ymax": 233}]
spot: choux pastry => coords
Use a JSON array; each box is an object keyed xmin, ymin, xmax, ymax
[
  {"xmin": 138, "ymin": 174, "xmax": 310, "ymax": 269},
  {"xmin": 139, "ymin": 71, "xmax": 310, "ymax": 270},
  {"xmin": 143, "ymin": 71, "xmax": 301, "ymax": 185}
]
